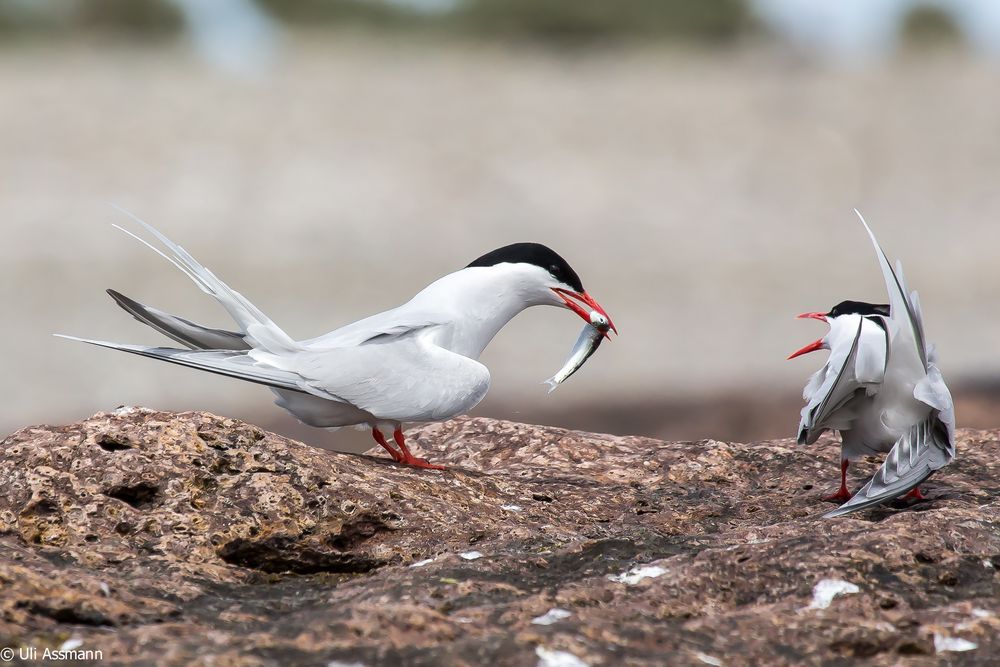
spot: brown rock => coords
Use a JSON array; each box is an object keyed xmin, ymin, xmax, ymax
[{"xmin": 0, "ymin": 408, "xmax": 998, "ymax": 665}]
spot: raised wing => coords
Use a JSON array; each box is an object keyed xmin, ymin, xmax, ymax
[
  {"xmin": 855, "ymin": 209, "xmax": 927, "ymax": 369},
  {"xmin": 824, "ymin": 215, "xmax": 957, "ymax": 518},
  {"xmin": 798, "ymin": 316, "xmax": 887, "ymax": 444}
]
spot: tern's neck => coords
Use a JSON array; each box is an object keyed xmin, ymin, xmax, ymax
[{"xmin": 410, "ymin": 267, "xmax": 551, "ymax": 359}]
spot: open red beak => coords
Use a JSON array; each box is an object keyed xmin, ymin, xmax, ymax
[
  {"xmin": 551, "ymin": 288, "xmax": 617, "ymax": 338},
  {"xmin": 787, "ymin": 338, "xmax": 825, "ymax": 360},
  {"xmin": 788, "ymin": 310, "xmax": 829, "ymax": 360}
]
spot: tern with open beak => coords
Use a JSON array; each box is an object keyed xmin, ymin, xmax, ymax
[
  {"xmin": 58, "ymin": 214, "xmax": 616, "ymax": 470},
  {"xmin": 788, "ymin": 211, "xmax": 955, "ymax": 518}
]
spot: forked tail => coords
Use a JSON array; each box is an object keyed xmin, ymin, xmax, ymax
[{"xmin": 110, "ymin": 207, "xmax": 298, "ymax": 354}]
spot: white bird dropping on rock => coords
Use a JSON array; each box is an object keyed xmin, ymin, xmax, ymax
[
  {"xmin": 934, "ymin": 634, "xmax": 978, "ymax": 653},
  {"xmin": 806, "ymin": 579, "xmax": 859, "ymax": 610},
  {"xmin": 532, "ymin": 608, "xmax": 572, "ymax": 625},
  {"xmin": 607, "ymin": 564, "xmax": 668, "ymax": 585},
  {"xmin": 535, "ymin": 646, "xmax": 589, "ymax": 667}
]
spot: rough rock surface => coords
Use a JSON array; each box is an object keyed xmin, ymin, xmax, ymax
[{"xmin": 1, "ymin": 409, "xmax": 998, "ymax": 666}]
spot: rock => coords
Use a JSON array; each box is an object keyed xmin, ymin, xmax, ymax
[{"xmin": 1, "ymin": 409, "xmax": 999, "ymax": 665}]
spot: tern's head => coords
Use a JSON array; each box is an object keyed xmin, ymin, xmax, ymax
[
  {"xmin": 787, "ymin": 300, "xmax": 888, "ymax": 359},
  {"xmin": 466, "ymin": 242, "xmax": 616, "ymax": 335}
]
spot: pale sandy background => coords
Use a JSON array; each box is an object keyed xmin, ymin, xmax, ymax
[{"xmin": 3, "ymin": 17, "xmax": 1000, "ymax": 449}]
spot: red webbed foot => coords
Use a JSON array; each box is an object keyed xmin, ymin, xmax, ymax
[
  {"xmin": 823, "ymin": 487, "xmax": 853, "ymax": 503},
  {"xmin": 823, "ymin": 459, "xmax": 852, "ymax": 503},
  {"xmin": 399, "ymin": 456, "xmax": 446, "ymax": 470},
  {"xmin": 394, "ymin": 427, "xmax": 446, "ymax": 471}
]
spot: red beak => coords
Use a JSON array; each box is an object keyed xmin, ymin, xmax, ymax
[
  {"xmin": 551, "ymin": 288, "xmax": 617, "ymax": 338},
  {"xmin": 787, "ymin": 338, "xmax": 825, "ymax": 360},
  {"xmin": 788, "ymin": 310, "xmax": 829, "ymax": 360}
]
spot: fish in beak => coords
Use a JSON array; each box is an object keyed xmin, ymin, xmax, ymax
[{"xmin": 551, "ymin": 288, "xmax": 617, "ymax": 338}]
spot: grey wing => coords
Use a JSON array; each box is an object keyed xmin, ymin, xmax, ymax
[
  {"xmin": 107, "ymin": 289, "xmax": 250, "ymax": 351},
  {"xmin": 824, "ymin": 406, "xmax": 953, "ymax": 518},
  {"xmin": 276, "ymin": 338, "xmax": 492, "ymax": 423},
  {"xmin": 53, "ymin": 335, "xmax": 331, "ymax": 398},
  {"xmin": 111, "ymin": 208, "xmax": 298, "ymax": 354},
  {"xmin": 856, "ymin": 210, "xmax": 927, "ymax": 369},
  {"xmin": 798, "ymin": 319, "xmax": 871, "ymax": 443},
  {"xmin": 300, "ymin": 305, "xmax": 446, "ymax": 349},
  {"xmin": 827, "ymin": 214, "xmax": 957, "ymax": 517},
  {"xmin": 914, "ymin": 364, "xmax": 956, "ymax": 454}
]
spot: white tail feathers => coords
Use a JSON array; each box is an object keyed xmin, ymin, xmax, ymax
[{"xmin": 111, "ymin": 206, "xmax": 299, "ymax": 355}]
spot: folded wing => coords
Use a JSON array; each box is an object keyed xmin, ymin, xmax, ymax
[
  {"xmin": 256, "ymin": 338, "xmax": 492, "ymax": 423},
  {"xmin": 798, "ymin": 316, "xmax": 887, "ymax": 444}
]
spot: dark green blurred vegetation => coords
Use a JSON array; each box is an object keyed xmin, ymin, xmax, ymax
[
  {"xmin": 448, "ymin": 0, "xmax": 750, "ymax": 43},
  {"xmin": 0, "ymin": 0, "xmax": 182, "ymax": 38},
  {"xmin": 0, "ymin": 0, "xmax": 970, "ymax": 51},
  {"xmin": 901, "ymin": 6, "xmax": 963, "ymax": 47},
  {"xmin": 0, "ymin": 0, "xmax": 753, "ymax": 44},
  {"xmin": 256, "ymin": 0, "xmax": 751, "ymax": 43},
  {"xmin": 79, "ymin": 0, "xmax": 183, "ymax": 35},
  {"xmin": 254, "ymin": 0, "xmax": 441, "ymax": 30}
]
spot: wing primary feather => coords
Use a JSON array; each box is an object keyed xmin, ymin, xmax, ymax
[
  {"xmin": 110, "ymin": 207, "xmax": 298, "ymax": 354},
  {"xmin": 106, "ymin": 289, "xmax": 250, "ymax": 351},
  {"xmin": 53, "ymin": 334, "xmax": 311, "ymax": 394},
  {"xmin": 111, "ymin": 223, "xmax": 204, "ymax": 288},
  {"xmin": 809, "ymin": 318, "xmax": 864, "ymax": 429},
  {"xmin": 823, "ymin": 414, "xmax": 951, "ymax": 518},
  {"xmin": 853, "ymin": 209, "xmax": 927, "ymax": 368}
]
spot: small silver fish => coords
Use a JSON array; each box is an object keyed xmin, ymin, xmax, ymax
[
  {"xmin": 589, "ymin": 310, "xmax": 610, "ymax": 329},
  {"xmin": 543, "ymin": 315, "xmax": 609, "ymax": 392}
]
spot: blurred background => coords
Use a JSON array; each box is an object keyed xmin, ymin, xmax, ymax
[{"xmin": 2, "ymin": 0, "xmax": 999, "ymax": 452}]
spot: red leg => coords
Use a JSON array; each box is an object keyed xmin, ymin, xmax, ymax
[
  {"xmin": 903, "ymin": 487, "xmax": 926, "ymax": 501},
  {"xmin": 372, "ymin": 428, "xmax": 403, "ymax": 462},
  {"xmin": 393, "ymin": 427, "xmax": 445, "ymax": 470},
  {"xmin": 823, "ymin": 459, "xmax": 853, "ymax": 503}
]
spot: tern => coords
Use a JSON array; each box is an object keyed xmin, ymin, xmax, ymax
[
  {"xmin": 788, "ymin": 211, "xmax": 955, "ymax": 518},
  {"xmin": 58, "ymin": 215, "xmax": 616, "ymax": 470}
]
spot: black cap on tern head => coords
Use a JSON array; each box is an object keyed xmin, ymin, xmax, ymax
[
  {"xmin": 827, "ymin": 300, "xmax": 890, "ymax": 318},
  {"xmin": 466, "ymin": 243, "xmax": 584, "ymax": 293},
  {"xmin": 790, "ymin": 299, "xmax": 891, "ymax": 359}
]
